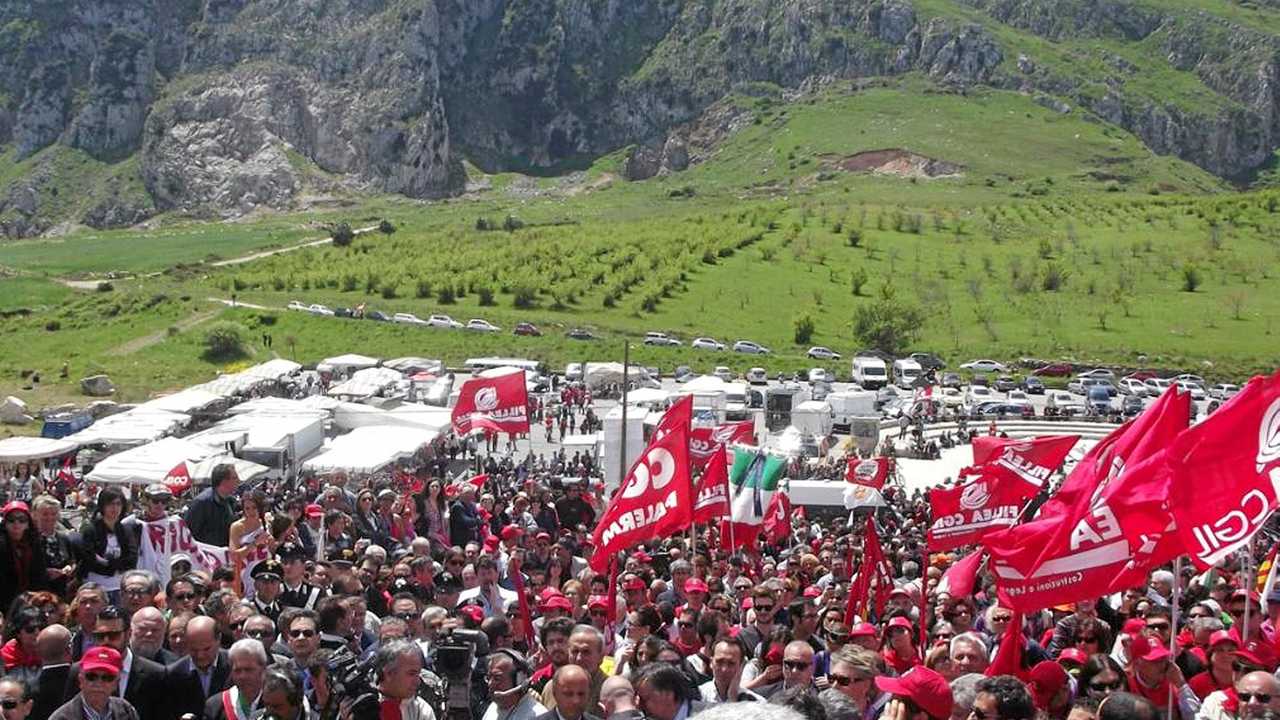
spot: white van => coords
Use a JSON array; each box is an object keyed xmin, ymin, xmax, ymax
[
  {"xmin": 892, "ymin": 358, "xmax": 923, "ymax": 390},
  {"xmin": 827, "ymin": 390, "xmax": 878, "ymax": 430},
  {"xmin": 851, "ymin": 356, "xmax": 889, "ymax": 389}
]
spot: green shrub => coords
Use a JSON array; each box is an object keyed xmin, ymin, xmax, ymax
[
  {"xmin": 202, "ymin": 321, "xmax": 250, "ymax": 360},
  {"xmin": 1182, "ymin": 264, "xmax": 1202, "ymax": 292},
  {"xmin": 331, "ymin": 222, "xmax": 354, "ymax": 246},
  {"xmin": 793, "ymin": 314, "xmax": 815, "ymax": 344},
  {"xmin": 477, "ymin": 287, "xmax": 496, "ymax": 306},
  {"xmin": 380, "ymin": 284, "xmax": 398, "ymax": 299},
  {"xmin": 96, "ymin": 281, "xmax": 114, "ymax": 292},
  {"xmin": 513, "ymin": 287, "xmax": 537, "ymax": 308},
  {"xmin": 44, "ymin": 320, "xmax": 60, "ymax": 332},
  {"xmin": 437, "ymin": 286, "xmax": 456, "ymax": 304},
  {"xmin": 378, "ymin": 219, "xmax": 396, "ymax": 234},
  {"xmin": 415, "ymin": 279, "xmax": 432, "ymax": 299}
]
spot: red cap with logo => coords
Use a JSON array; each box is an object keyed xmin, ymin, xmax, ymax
[
  {"xmin": 81, "ymin": 646, "xmax": 123, "ymax": 676},
  {"xmin": 684, "ymin": 578, "xmax": 709, "ymax": 594},
  {"xmin": 305, "ymin": 504, "xmax": 324, "ymax": 519},
  {"xmin": 875, "ymin": 667, "xmax": 953, "ymax": 720}
]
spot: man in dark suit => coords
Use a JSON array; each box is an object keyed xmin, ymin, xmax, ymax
[
  {"xmin": 128, "ymin": 607, "xmax": 180, "ymax": 666},
  {"xmin": 49, "ymin": 647, "xmax": 139, "ymax": 720},
  {"xmin": 201, "ymin": 639, "xmax": 269, "ymax": 720},
  {"xmin": 31, "ymin": 624, "xmax": 73, "ymax": 720},
  {"xmin": 61, "ymin": 606, "xmax": 168, "ymax": 720},
  {"xmin": 633, "ymin": 663, "xmax": 706, "ymax": 720},
  {"xmin": 166, "ymin": 616, "xmax": 232, "ymax": 718},
  {"xmin": 535, "ymin": 666, "xmax": 602, "ymax": 720}
]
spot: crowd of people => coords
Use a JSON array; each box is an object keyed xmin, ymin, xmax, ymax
[{"xmin": 1, "ymin": 382, "xmax": 1279, "ymax": 720}]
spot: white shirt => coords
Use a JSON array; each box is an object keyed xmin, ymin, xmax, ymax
[
  {"xmin": 118, "ymin": 649, "xmax": 133, "ymax": 696},
  {"xmin": 482, "ymin": 692, "xmax": 546, "ymax": 720},
  {"xmin": 458, "ymin": 585, "xmax": 519, "ymax": 617}
]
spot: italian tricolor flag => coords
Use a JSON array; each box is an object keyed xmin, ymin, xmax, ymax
[{"xmin": 719, "ymin": 449, "xmax": 786, "ymax": 552}]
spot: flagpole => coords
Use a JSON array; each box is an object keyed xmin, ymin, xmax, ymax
[
  {"xmin": 1244, "ymin": 546, "xmax": 1254, "ymax": 645},
  {"xmin": 1167, "ymin": 555, "xmax": 1182, "ymax": 720},
  {"xmin": 619, "ymin": 341, "xmax": 629, "ymax": 487}
]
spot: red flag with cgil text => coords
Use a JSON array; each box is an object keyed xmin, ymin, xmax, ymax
[
  {"xmin": 452, "ymin": 372, "xmax": 530, "ymax": 435},
  {"xmin": 958, "ymin": 434, "xmax": 1079, "ymax": 492},
  {"xmin": 689, "ymin": 421, "xmax": 755, "ymax": 470},
  {"xmin": 927, "ymin": 474, "xmax": 1039, "ymax": 552},
  {"xmin": 588, "ymin": 396, "xmax": 694, "ymax": 571},
  {"xmin": 1163, "ymin": 372, "xmax": 1280, "ymax": 569},
  {"xmin": 692, "ymin": 448, "xmax": 731, "ymax": 524}
]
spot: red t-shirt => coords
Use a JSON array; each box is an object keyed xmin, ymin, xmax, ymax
[{"xmin": 1188, "ymin": 670, "xmax": 1230, "ymax": 700}]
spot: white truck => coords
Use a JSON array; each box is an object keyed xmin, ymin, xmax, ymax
[
  {"xmin": 893, "ymin": 358, "xmax": 923, "ymax": 390},
  {"xmin": 827, "ymin": 390, "xmax": 878, "ymax": 430},
  {"xmin": 852, "ymin": 356, "xmax": 889, "ymax": 390},
  {"xmin": 792, "ymin": 401, "xmax": 834, "ymax": 438}
]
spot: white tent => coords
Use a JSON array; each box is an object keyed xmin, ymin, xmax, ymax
[
  {"xmin": 383, "ymin": 357, "xmax": 444, "ymax": 375},
  {"xmin": 66, "ymin": 409, "xmax": 191, "ymax": 447},
  {"xmin": 240, "ymin": 359, "xmax": 302, "ymax": 380},
  {"xmin": 624, "ymin": 388, "xmax": 670, "ymax": 405},
  {"xmin": 327, "ymin": 367, "xmax": 403, "ymax": 398},
  {"xmin": 136, "ymin": 388, "xmax": 224, "ymax": 415},
  {"xmin": 681, "ymin": 375, "xmax": 729, "ymax": 393},
  {"xmin": 86, "ymin": 436, "xmax": 271, "ymax": 486},
  {"xmin": 584, "ymin": 363, "xmax": 657, "ymax": 390},
  {"xmin": 0, "ymin": 436, "xmax": 78, "ymax": 463},
  {"xmin": 318, "ymin": 354, "xmax": 381, "ymax": 374},
  {"xmin": 226, "ymin": 397, "xmax": 325, "ymax": 416},
  {"xmin": 302, "ymin": 426, "xmax": 438, "ymax": 474}
]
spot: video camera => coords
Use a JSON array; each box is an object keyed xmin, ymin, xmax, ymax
[
  {"xmin": 434, "ymin": 627, "xmax": 491, "ymax": 720},
  {"xmin": 321, "ymin": 647, "xmax": 379, "ymax": 720}
]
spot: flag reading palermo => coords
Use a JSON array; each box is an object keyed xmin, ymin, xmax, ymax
[
  {"xmin": 451, "ymin": 372, "xmax": 530, "ymax": 435},
  {"xmin": 689, "ymin": 421, "xmax": 756, "ymax": 470},
  {"xmin": 692, "ymin": 448, "xmax": 731, "ymax": 524},
  {"xmin": 720, "ymin": 449, "xmax": 786, "ymax": 552},
  {"xmin": 927, "ymin": 473, "xmax": 1039, "ymax": 551},
  {"xmin": 589, "ymin": 396, "xmax": 693, "ymax": 571}
]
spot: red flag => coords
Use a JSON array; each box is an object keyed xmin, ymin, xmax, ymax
[
  {"xmin": 762, "ymin": 493, "xmax": 792, "ymax": 543},
  {"xmin": 467, "ymin": 474, "xmax": 489, "ymax": 490},
  {"xmin": 56, "ymin": 455, "xmax": 78, "ymax": 490},
  {"xmin": 163, "ymin": 461, "xmax": 192, "ymax": 494},
  {"xmin": 959, "ymin": 435, "xmax": 1080, "ymax": 492},
  {"xmin": 972, "ymin": 436, "xmax": 1013, "ymax": 465},
  {"xmin": 1166, "ymin": 372, "xmax": 1280, "ymax": 569},
  {"xmin": 983, "ymin": 388, "xmax": 1192, "ymax": 611},
  {"xmin": 692, "ymin": 449, "xmax": 731, "ymax": 524},
  {"xmin": 451, "ymin": 372, "xmax": 530, "ymax": 435},
  {"xmin": 927, "ymin": 473, "xmax": 1040, "ymax": 551},
  {"xmin": 846, "ymin": 456, "xmax": 889, "ymax": 487},
  {"xmin": 589, "ymin": 396, "xmax": 694, "ymax": 571},
  {"xmin": 689, "ymin": 421, "xmax": 755, "ymax": 470},
  {"xmin": 845, "ymin": 517, "xmax": 895, "ymax": 625},
  {"xmin": 510, "ymin": 561, "xmax": 536, "ymax": 649},
  {"xmin": 936, "ymin": 549, "xmax": 985, "ymax": 598},
  {"xmin": 985, "ymin": 611, "xmax": 1028, "ymax": 680}
]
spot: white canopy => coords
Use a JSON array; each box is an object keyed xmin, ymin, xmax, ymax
[
  {"xmin": 584, "ymin": 363, "xmax": 657, "ymax": 390},
  {"xmin": 66, "ymin": 409, "xmax": 191, "ymax": 447},
  {"xmin": 0, "ymin": 436, "xmax": 78, "ymax": 462},
  {"xmin": 624, "ymin": 388, "xmax": 670, "ymax": 405},
  {"xmin": 383, "ymin": 357, "xmax": 444, "ymax": 375},
  {"xmin": 478, "ymin": 366, "xmax": 526, "ymax": 378},
  {"xmin": 240, "ymin": 359, "xmax": 302, "ymax": 380},
  {"xmin": 328, "ymin": 367, "xmax": 403, "ymax": 398},
  {"xmin": 227, "ymin": 397, "xmax": 330, "ymax": 416},
  {"xmin": 85, "ymin": 437, "xmax": 211, "ymax": 484},
  {"xmin": 189, "ymin": 453, "xmax": 270, "ymax": 484},
  {"xmin": 136, "ymin": 388, "xmax": 224, "ymax": 415},
  {"xmin": 331, "ymin": 402, "xmax": 452, "ymax": 433},
  {"xmin": 561, "ymin": 433, "xmax": 602, "ymax": 448},
  {"xmin": 302, "ymin": 426, "xmax": 437, "ymax": 474},
  {"xmin": 319, "ymin": 354, "xmax": 381, "ymax": 372},
  {"xmin": 681, "ymin": 376, "xmax": 728, "ymax": 393}
]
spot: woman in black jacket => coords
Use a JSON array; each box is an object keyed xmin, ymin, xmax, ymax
[
  {"xmin": 76, "ymin": 486, "xmax": 138, "ymax": 602},
  {"xmin": 0, "ymin": 501, "xmax": 49, "ymax": 615}
]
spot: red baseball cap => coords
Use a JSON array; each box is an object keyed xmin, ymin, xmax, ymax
[
  {"xmin": 1132, "ymin": 635, "xmax": 1172, "ymax": 663},
  {"xmin": 684, "ymin": 578, "xmax": 709, "ymax": 594},
  {"xmin": 875, "ymin": 667, "xmax": 953, "ymax": 720},
  {"xmin": 536, "ymin": 532, "xmax": 552, "ymax": 542},
  {"xmin": 849, "ymin": 623, "xmax": 878, "ymax": 638},
  {"xmin": 542, "ymin": 595, "xmax": 574, "ymax": 612},
  {"xmin": 458, "ymin": 605, "xmax": 484, "ymax": 624},
  {"xmin": 587, "ymin": 596, "xmax": 609, "ymax": 610},
  {"xmin": 886, "ymin": 616, "xmax": 913, "ymax": 632},
  {"xmin": 0, "ymin": 500, "xmax": 29, "ymax": 518},
  {"xmin": 623, "ymin": 577, "xmax": 646, "ymax": 592},
  {"xmin": 632, "ymin": 551, "xmax": 653, "ymax": 564},
  {"xmin": 888, "ymin": 587, "xmax": 910, "ymax": 598},
  {"xmin": 1232, "ymin": 589, "xmax": 1263, "ymax": 606},
  {"xmin": 304, "ymin": 503, "xmax": 324, "ymax": 519},
  {"xmin": 803, "ymin": 586, "xmax": 822, "ymax": 598},
  {"xmin": 1028, "ymin": 660, "xmax": 1068, "ymax": 710},
  {"xmin": 81, "ymin": 646, "xmax": 122, "ymax": 676},
  {"xmin": 1209, "ymin": 630, "xmax": 1237, "ymax": 649},
  {"xmin": 500, "ymin": 526, "xmax": 524, "ymax": 542},
  {"xmin": 1056, "ymin": 648, "xmax": 1088, "ymax": 666}
]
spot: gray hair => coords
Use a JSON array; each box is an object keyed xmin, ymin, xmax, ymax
[
  {"xmin": 570, "ymin": 624, "xmax": 605, "ymax": 652},
  {"xmin": 373, "ymin": 640, "xmax": 424, "ymax": 681},
  {"xmin": 695, "ymin": 700, "xmax": 806, "ymax": 720},
  {"xmin": 1191, "ymin": 616, "xmax": 1224, "ymax": 634},
  {"xmin": 422, "ymin": 606, "xmax": 448, "ymax": 625},
  {"xmin": 819, "ymin": 688, "xmax": 861, "ymax": 720},
  {"xmin": 950, "ymin": 674, "xmax": 986, "ymax": 716},
  {"xmin": 228, "ymin": 638, "xmax": 269, "ymax": 666},
  {"xmin": 670, "ymin": 560, "xmax": 692, "ymax": 575},
  {"xmin": 122, "ymin": 569, "xmax": 160, "ymax": 593},
  {"xmin": 1150, "ymin": 570, "xmax": 1175, "ymax": 587},
  {"xmin": 262, "ymin": 664, "xmax": 304, "ymax": 709},
  {"xmin": 949, "ymin": 632, "xmax": 988, "ymax": 658}
]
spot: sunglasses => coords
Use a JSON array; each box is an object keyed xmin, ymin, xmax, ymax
[
  {"xmin": 829, "ymin": 674, "xmax": 862, "ymax": 687},
  {"xmin": 290, "ymin": 629, "xmax": 316, "ymax": 639},
  {"xmin": 3, "ymin": 515, "xmax": 29, "ymax": 524},
  {"xmin": 754, "ymin": 605, "xmax": 774, "ymax": 613},
  {"xmin": 395, "ymin": 613, "xmax": 418, "ymax": 622},
  {"xmin": 1090, "ymin": 679, "xmax": 1124, "ymax": 692},
  {"xmin": 678, "ymin": 621, "xmax": 694, "ymax": 629},
  {"xmin": 828, "ymin": 633, "xmax": 849, "ymax": 643},
  {"xmin": 171, "ymin": 592, "xmax": 196, "ymax": 601},
  {"xmin": 1146, "ymin": 622, "xmax": 1170, "ymax": 631},
  {"xmin": 20, "ymin": 625, "xmax": 41, "ymax": 634},
  {"xmin": 245, "ymin": 629, "xmax": 272, "ymax": 640},
  {"xmin": 84, "ymin": 672, "xmax": 117, "ymax": 683},
  {"xmin": 783, "ymin": 660, "xmax": 811, "ymax": 671},
  {"xmin": 93, "ymin": 629, "xmax": 124, "ymax": 642},
  {"xmin": 0, "ymin": 699, "xmax": 23, "ymax": 710},
  {"xmin": 123, "ymin": 588, "xmax": 151, "ymax": 597},
  {"xmin": 990, "ymin": 615, "xmax": 1012, "ymax": 623},
  {"xmin": 1240, "ymin": 692, "xmax": 1274, "ymax": 703}
]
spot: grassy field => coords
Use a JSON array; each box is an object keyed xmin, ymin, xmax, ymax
[{"xmin": 1, "ymin": 77, "xmax": 1278, "ymax": 421}]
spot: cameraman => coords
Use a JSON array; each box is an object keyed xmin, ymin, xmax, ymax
[
  {"xmin": 482, "ymin": 651, "xmax": 546, "ymax": 720},
  {"xmin": 374, "ymin": 641, "xmax": 435, "ymax": 720}
]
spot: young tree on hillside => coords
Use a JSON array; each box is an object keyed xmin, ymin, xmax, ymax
[{"xmin": 851, "ymin": 283, "xmax": 924, "ymax": 355}]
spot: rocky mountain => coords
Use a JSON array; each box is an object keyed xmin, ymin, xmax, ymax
[{"xmin": 1, "ymin": 0, "xmax": 1279, "ymax": 237}]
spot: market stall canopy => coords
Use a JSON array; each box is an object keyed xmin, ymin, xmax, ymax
[
  {"xmin": 624, "ymin": 388, "xmax": 670, "ymax": 405},
  {"xmin": 135, "ymin": 388, "xmax": 224, "ymax": 415},
  {"xmin": 583, "ymin": 363, "xmax": 658, "ymax": 390},
  {"xmin": 0, "ymin": 436, "xmax": 79, "ymax": 463},
  {"xmin": 331, "ymin": 402, "xmax": 451, "ymax": 433},
  {"xmin": 301, "ymin": 426, "xmax": 438, "ymax": 474},
  {"xmin": 240, "ymin": 359, "xmax": 302, "ymax": 380},
  {"xmin": 327, "ymin": 367, "xmax": 404, "ymax": 398},
  {"xmin": 66, "ymin": 409, "xmax": 191, "ymax": 447},
  {"xmin": 680, "ymin": 376, "xmax": 729, "ymax": 393},
  {"xmin": 85, "ymin": 436, "xmax": 267, "ymax": 485},
  {"xmin": 561, "ymin": 433, "xmax": 602, "ymax": 448},
  {"xmin": 317, "ymin": 354, "xmax": 381, "ymax": 374},
  {"xmin": 226, "ymin": 397, "xmax": 333, "ymax": 416},
  {"xmin": 383, "ymin": 357, "xmax": 444, "ymax": 375}
]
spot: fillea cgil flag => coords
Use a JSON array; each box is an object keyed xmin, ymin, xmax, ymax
[{"xmin": 450, "ymin": 370, "xmax": 531, "ymax": 435}]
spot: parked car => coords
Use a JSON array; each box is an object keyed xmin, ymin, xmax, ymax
[
  {"xmin": 960, "ymin": 359, "xmax": 1006, "ymax": 373},
  {"xmin": 1208, "ymin": 383, "xmax": 1240, "ymax": 400},
  {"xmin": 747, "ymin": 367, "xmax": 769, "ymax": 385},
  {"xmin": 1046, "ymin": 390, "xmax": 1086, "ymax": 416},
  {"xmin": 1087, "ymin": 386, "xmax": 1113, "ymax": 415},
  {"xmin": 427, "ymin": 314, "xmax": 463, "ymax": 329},
  {"xmin": 1076, "ymin": 368, "xmax": 1116, "ymax": 380},
  {"xmin": 977, "ymin": 403, "xmax": 1035, "ymax": 419},
  {"xmin": 1021, "ymin": 376, "xmax": 1045, "ymax": 394},
  {"xmin": 1174, "ymin": 373, "xmax": 1206, "ymax": 387},
  {"xmin": 1118, "ymin": 378, "xmax": 1149, "ymax": 397},
  {"xmin": 994, "ymin": 375, "xmax": 1019, "ymax": 392},
  {"xmin": 1126, "ymin": 370, "xmax": 1160, "ymax": 381},
  {"xmin": 910, "ymin": 353, "xmax": 947, "ymax": 371},
  {"xmin": 970, "ymin": 375, "xmax": 990, "ymax": 388},
  {"xmin": 964, "ymin": 385, "xmax": 995, "ymax": 411},
  {"xmin": 565, "ymin": 363, "xmax": 583, "ymax": 381},
  {"xmin": 1006, "ymin": 389, "xmax": 1031, "ymax": 407},
  {"xmin": 808, "ymin": 346, "xmax": 841, "ymax": 360},
  {"xmin": 1068, "ymin": 377, "xmax": 1114, "ymax": 396},
  {"xmin": 566, "ymin": 328, "xmax": 597, "ymax": 340},
  {"xmin": 393, "ymin": 312, "xmax": 428, "ymax": 326},
  {"xmin": 808, "ymin": 368, "xmax": 833, "ymax": 384},
  {"xmin": 939, "ymin": 387, "xmax": 964, "ymax": 408},
  {"xmin": 1122, "ymin": 394, "xmax": 1145, "ymax": 417},
  {"xmin": 1144, "ymin": 377, "xmax": 1173, "ymax": 395},
  {"xmin": 308, "ymin": 304, "xmax": 334, "ymax": 316},
  {"xmin": 366, "ymin": 311, "xmax": 390, "ymax": 322},
  {"xmin": 674, "ymin": 366, "xmax": 694, "ymax": 383},
  {"xmin": 287, "ymin": 300, "xmax": 309, "ymax": 312},
  {"xmin": 713, "ymin": 366, "xmax": 735, "ymax": 382},
  {"xmin": 692, "ymin": 337, "xmax": 726, "ymax": 351},
  {"xmin": 334, "ymin": 307, "xmax": 353, "ymax": 318},
  {"xmin": 1174, "ymin": 380, "xmax": 1207, "ymax": 400},
  {"xmin": 733, "ymin": 340, "xmax": 771, "ymax": 355},
  {"xmin": 644, "ymin": 332, "xmax": 681, "ymax": 346},
  {"xmin": 1032, "ymin": 363, "xmax": 1074, "ymax": 377},
  {"xmin": 941, "ymin": 372, "xmax": 963, "ymax": 390},
  {"xmin": 465, "ymin": 319, "xmax": 499, "ymax": 332},
  {"xmin": 513, "ymin": 322, "xmax": 541, "ymax": 336}
]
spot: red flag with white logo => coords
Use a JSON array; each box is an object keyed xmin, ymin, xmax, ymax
[
  {"xmin": 1164, "ymin": 372, "xmax": 1280, "ymax": 569},
  {"xmin": 972, "ymin": 436, "xmax": 1013, "ymax": 465},
  {"xmin": 937, "ymin": 549, "xmax": 985, "ymax": 597},
  {"xmin": 762, "ymin": 493, "xmax": 792, "ymax": 543},
  {"xmin": 689, "ymin": 421, "xmax": 755, "ymax": 470},
  {"xmin": 163, "ymin": 461, "xmax": 192, "ymax": 494},
  {"xmin": 958, "ymin": 434, "xmax": 1080, "ymax": 492},
  {"xmin": 588, "ymin": 396, "xmax": 693, "ymax": 571},
  {"xmin": 451, "ymin": 372, "xmax": 530, "ymax": 435},
  {"xmin": 692, "ymin": 448, "xmax": 731, "ymax": 524},
  {"xmin": 982, "ymin": 388, "xmax": 1191, "ymax": 611},
  {"xmin": 927, "ymin": 473, "xmax": 1039, "ymax": 551},
  {"xmin": 845, "ymin": 516, "xmax": 895, "ymax": 625},
  {"xmin": 846, "ymin": 456, "xmax": 889, "ymax": 487}
]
